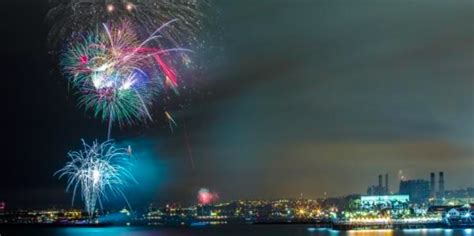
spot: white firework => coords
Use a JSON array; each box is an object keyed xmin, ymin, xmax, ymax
[{"xmin": 55, "ymin": 139, "xmax": 136, "ymax": 218}]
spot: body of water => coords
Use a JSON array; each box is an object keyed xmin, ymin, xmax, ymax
[{"xmin": 1, "ymin": 225, "xmax": 473, "ymax": 236}]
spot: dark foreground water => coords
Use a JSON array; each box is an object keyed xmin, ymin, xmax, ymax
[{"xmin": 0, "ymin": 225, "xmax": 473, "ymax": 236}]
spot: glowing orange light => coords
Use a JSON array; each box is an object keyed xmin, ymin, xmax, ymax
[
  {"xmin": 106, "ymin": 4, "xmax": 114, "ymax": 12},
  {"xmin": 126, "ymin": 3, "xmax": 134, "ymax": 11}
]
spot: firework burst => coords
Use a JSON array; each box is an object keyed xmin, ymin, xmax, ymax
[
  {"xmin": 197, "ymin": 188, "xmax": 219, "ymax": 205},
  {"xmin": 55, "ymin": 139, "xmax": 136, "ymax": 218},
  {"xmin": 60, "ymin": 20, "xmax": 191, "ymax": 137}
]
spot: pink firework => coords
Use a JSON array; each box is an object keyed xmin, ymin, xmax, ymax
[{"xmin": 198, "ymin": 188, "xmax": 219, "ymax": 205}]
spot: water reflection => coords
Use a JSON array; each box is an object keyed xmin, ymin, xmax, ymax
[
  {"xmin": 305, "ymin": 227, "xmax": 473, "ymax": 236},
  {"xmin": 58, "ymin": 227, "xmax": 137, "ymax": 236},
  {"xmin": 31, "ymin": 226, "xmax": 474, "ymax": 236},
  {"xmin": 346, "ymin": 229, "xmax": 393, "ymax": 236}
]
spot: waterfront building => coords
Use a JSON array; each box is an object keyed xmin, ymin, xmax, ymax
[{"xmin": 360, "ymin": 195, "xmax": 410, "ymax": 211}]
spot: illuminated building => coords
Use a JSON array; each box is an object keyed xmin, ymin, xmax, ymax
[
  {"xmin": 360, "ymin": 195, "xmax": 409, "ymax": 210},
  {"xmin": 443, "ymin": 204, "xmax": 474, "ymax": 227}
]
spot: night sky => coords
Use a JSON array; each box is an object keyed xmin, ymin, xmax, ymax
[{"xmin": 1, "ymin": 0, "xmax": 473, "ymax": 209}]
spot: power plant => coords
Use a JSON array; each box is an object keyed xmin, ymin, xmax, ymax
[
  {"xmin": 367, "ymin": 171, "xmax": 447, "ymax": 202},
  {"xmin": 367, "ymin": 173, "xmax": 390, "ymax": 195}
]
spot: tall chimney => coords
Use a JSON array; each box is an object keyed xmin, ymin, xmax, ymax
[
  {"xmin": 378, "ymin": 174, "xmax": 383, "ymax": 188},
  {"xmin": 385, "ymin": 173, "xmax": 389, "ymax": 194},
  {"xmin": 438, "ymin": 172, "xmax": 445, "ymax": 198},
  {"xmin": 430, "ymin": 172, "xmax": 436, "ymax": 198}
]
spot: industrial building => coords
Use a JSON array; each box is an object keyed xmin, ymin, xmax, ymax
[
  {"xmin": 399, "ymin": 179, "xmax": 430, "ymax": 204},
  {"xmin": 367, "ymin": 174, "xmax": 390, "ymax": 196}
]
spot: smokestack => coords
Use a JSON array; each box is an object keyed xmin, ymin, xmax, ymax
[
  {"xmin": 385, "ymin": 173, "xmax": 389, "ymax": 194},
  {"xmin": 430, "ymin": 172, "xmax": 436, "ymax": 198},
  {"xmin": 378, "ymin": 174, "xmax": 382, "ymax": 188},
  {"xmin": 438, "ymin": 172, "xmax": 445, "ymax": 198}
]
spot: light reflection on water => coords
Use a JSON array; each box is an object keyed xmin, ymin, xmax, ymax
[
  {"xmin": 5, "ymin": 226, "xmax": 473, "ymax": 236},
  {"xmin": 59, "ymin": 227, "xmax": 136, "ymax": 236},
  {"xmin": 346, "ymin": 229, "xmax": 394, "ymax": 236}
]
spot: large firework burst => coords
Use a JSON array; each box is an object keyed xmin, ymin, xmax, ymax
[
  {"xmin": 55, "ymin": 139, "xmax": 136, "ymax": 218},
  {"xmin": 60, "ymin": 20, "xmax": 190, "ymax": 137}
]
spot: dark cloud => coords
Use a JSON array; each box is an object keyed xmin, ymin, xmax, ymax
[{"xmin": 181, "ymin": 0, "xmax": 474, "ymax": 199}]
